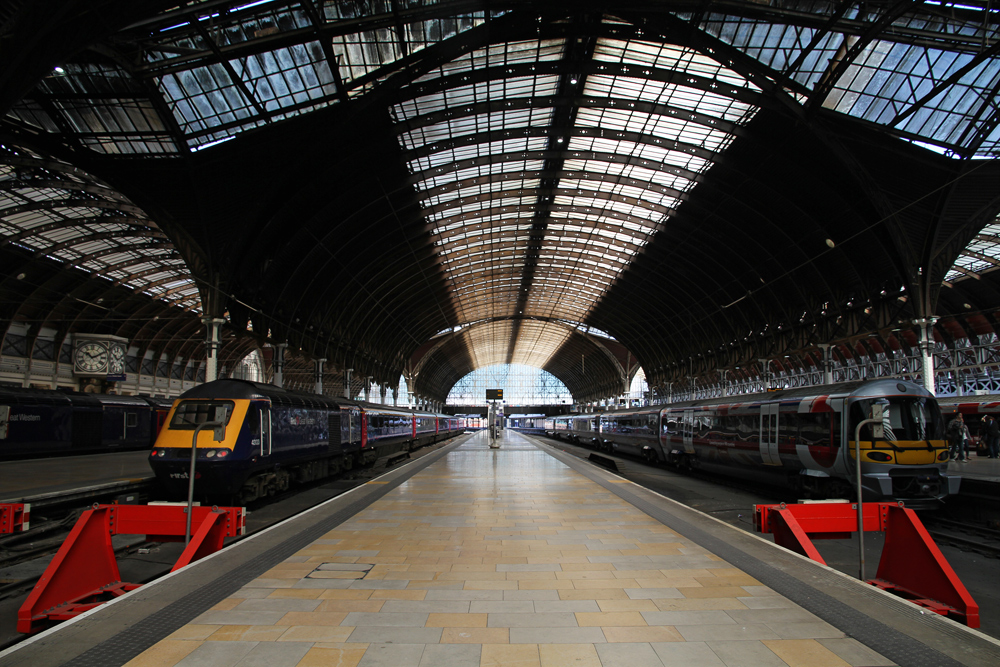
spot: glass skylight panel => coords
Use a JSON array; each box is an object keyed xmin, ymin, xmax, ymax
[
  {"xmin": 551, "ymin": 194, "xmax": 662, "ymax": 222},
  {"xmin": 400, "ymin": 107, "xmax": 554, "ymax": 150},
  {"xmin": 408, "ymin": 136, "xmax": 549, "ymax": 173},
  {"xmin": 412, "ymin": 39, "xmax": 566, "ymax": 85},
  {"xmin": 698, "ymin": 13, "xmax": 845, "ymax": 90},
  {"xmin": 824, "ymin": 40, "xmax": 1000, "ymax": 152},
  {"xmin": 575, "ymin": 107, "xmax": 733, "ymax": 154},
  {"xmin": 561, "ymin": 158, "xmax": 696, "ymax": 191},
  {"xmin": 396, "ymin": 75, "xmax": 560, "ymax": 120},
  {"xmin": 593, "ymin": 38, "xmax": 760, "ymax": 91},
  {"xmin": 562, "ymin": 178, "xmax": 680, "ymax": 208},
  {"xmin": 416, "ymin": 159, "xmax": 547, "ymax": 191},
  {"xmin": 158, "ymin": 64, "xmax": 257, "ymax": 137},
  {"xmin": 585, "ymin": 74, "xmax": 755, "ymax": 124},
  {"xmin": 230, "ymin": 42, "xmax": 337, "ymax": 112},
  {"xmin": 566, "ymin": 136, "xmax": 710, "ymax": 174},
  {"xmin": 425, "ymin": 178, "xmax": 541, "ymax": 207}
]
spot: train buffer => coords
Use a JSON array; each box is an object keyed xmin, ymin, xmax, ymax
[
  {"xmin": 17, "ymin": 503, "xmax": 246, "ymax": 635},
  {"xmin": 0, "ymin": 503, "xmax": 30, "ymax": 534},
  {"xmin": 753, "ymin": 500, "xmax": 979, "ymax": 628}
]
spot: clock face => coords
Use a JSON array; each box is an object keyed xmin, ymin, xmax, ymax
[
  {"xmin": 109, "ymin": 344, "xmax": 126, "ymax": 374},
  {"xmin": 75, "ymin": 342, "xmax": 108, "ymax": 373}
]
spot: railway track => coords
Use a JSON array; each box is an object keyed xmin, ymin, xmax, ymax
[{"xmin": 923, "ymin": 518, "xmax": 1000, "ymax": 559}]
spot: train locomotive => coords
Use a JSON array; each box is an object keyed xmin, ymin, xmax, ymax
[
  {"xmin": 0, "ymin": 386, "xmax": 172, "ymax": 459},
  {"xmin": 148, "ymin": 379, "xmax": 462, "ymax": 503},
  {"xmin": 549, "ymin": 379, "xmax": 959, "ymax": 504}
]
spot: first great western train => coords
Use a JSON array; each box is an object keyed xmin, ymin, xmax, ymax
[
  {"xmin": 548, "ymin": 379, "xmax": 959, "ymax": 505},
  {"xmin": 148, "ymin": 380, "xmax": 467, "ymax": 503}
]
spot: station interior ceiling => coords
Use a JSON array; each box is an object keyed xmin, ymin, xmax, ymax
[{"xmin": 1, "ymin": 0, "xmax": 1000, "ymax": 404}]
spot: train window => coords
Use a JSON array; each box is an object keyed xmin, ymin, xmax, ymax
[
  {"xmin": 126, "ymin": 412, "xmax": 138, "ymax": 428},
  {"xmin": 791, "ymin": 413, "xmax": 832, "ymax": 448},
  {"xmin": 169, "ymin": 400, "xmax": 234, "ymax": 429}
]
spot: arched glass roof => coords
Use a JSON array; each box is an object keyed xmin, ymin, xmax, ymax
[
  {"xmin": 447, "ymin": 363, "xmax": 573, "ymax": 406},
  {"xmin": 945, "ymin": 214, "xmax": 1000, "ymax": 285},
  {"xmin": 391, "ymin": 31, "xmax": 761, "ymax": 366},
  {"xmin": 4, "ymin": 1, "xmax": 1000, "ymax": 400},
  {"xmin": 0, "ymin": 143, "xmax": 201, "ymax": 311}
]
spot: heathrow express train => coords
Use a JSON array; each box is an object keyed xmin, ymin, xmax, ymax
[
  {"xmin": 0, "ymin": 386, "xmax": 172, "ymax": 459},
  {"xmin": 548, "ymin": 379, "xmax": 959, "ymax": 504},
  {"xmin": 148, "ymin": 380, "xmax": 464, "ymax": 503}
]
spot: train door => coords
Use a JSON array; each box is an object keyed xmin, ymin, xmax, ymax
[
  {"xmin": 759, "ymin": 403, "xmax": 780, "ymax": 465},
  {"xmin": 260, "ymin": 406, "xmax": 272, "ymax": 456},
  {"xmin": 682, "ymin": 410, "xmax": 694, "ymax": 452}
]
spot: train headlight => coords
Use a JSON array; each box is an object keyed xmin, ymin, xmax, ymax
[
  {"xmin": 938, "ymin": 451, "xmax": 950, "ymax": 461},
  {"xmin": 206, "ymin": 450, "xmax": 216, "ymax": 458},
  {"xmin": 867, "ymin": 451, "xmax": 892, "ymax": 462},
  {"xmin": 157, "ymin": 449, "xmax": 166, "ymax": 457}
]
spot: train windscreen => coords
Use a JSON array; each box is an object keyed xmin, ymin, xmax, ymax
[
  {"xmin": 169, "ymin": 400, "xmax": 235, "ymax": 429},
  {"xmin": 849, "ymin": 396, "xmax": 943, "ymax": 441}
]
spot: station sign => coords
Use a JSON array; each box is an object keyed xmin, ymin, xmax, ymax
[{"xmin": 486, "ymin": 389, "xmax": 503, "ymax": 400}]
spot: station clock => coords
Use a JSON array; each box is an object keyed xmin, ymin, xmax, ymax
[
  {"xmin": 72, "ymin": 334, "xmax": 128, "ymax": 378},
  {"xmin": 74, "ymin": 341, "xmax": 108, "ymax": 373}
]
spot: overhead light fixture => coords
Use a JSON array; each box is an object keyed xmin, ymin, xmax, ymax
[{"xmin": 825, "ymin": 238, "xmax": 835, "ymax": 248}]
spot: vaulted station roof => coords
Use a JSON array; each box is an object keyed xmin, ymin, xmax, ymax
[{"xmin": 2, "ymin": 1, "xmax": 1000, "ymax": 402}]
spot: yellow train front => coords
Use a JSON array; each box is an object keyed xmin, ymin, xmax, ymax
[{"xmin": 148, "ymin": 380, "xmax": 460, "ymax": 503}]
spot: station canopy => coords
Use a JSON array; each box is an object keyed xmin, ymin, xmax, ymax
[{"xmin": 2, "ymin": 1, "xmax": 1000, "ymax": 402}]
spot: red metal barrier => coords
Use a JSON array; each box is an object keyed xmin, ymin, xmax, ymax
[
  {"xmin": 18, "ymin": 504, "xmax": 245, "ymax": 634},
  {"xmin": 754, "ymin": 501, "xmax": 979, "ymax": 628},
  {"xmin": 0, "ymin": 503, "xmax": 30, "ymax": 533}
]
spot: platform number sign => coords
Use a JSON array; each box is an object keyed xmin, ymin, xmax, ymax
[{"xmin": 486, "ymin": 389, "xmax": 503, "ymax": 401}]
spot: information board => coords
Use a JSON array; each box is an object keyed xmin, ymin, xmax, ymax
[{"xmin": 486, "ymin": 389, "xmax": 503, "ymax": 400}]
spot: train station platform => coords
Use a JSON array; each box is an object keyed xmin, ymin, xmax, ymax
[
  {"xmin": 0, "ymin": 450, "xmax": 153, "ymax": 502},
  {"xmin": 948, "ymin": 456, "xmax": 1000, "ymax": 486},
  {"xmin": 2, "ymin": 431, "xmax": 999, "ymax": 667}
]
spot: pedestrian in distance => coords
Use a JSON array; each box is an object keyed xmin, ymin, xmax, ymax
[
  {"xmin": 987, "ymin": 414, "xmax": 1000, "ymax": 459},
  {"xmin": 947, "ymin": 413, "xmax": 968, "ymax": 462}
]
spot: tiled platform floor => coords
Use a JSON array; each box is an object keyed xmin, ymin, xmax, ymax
[{"xmin": 126, "ymin": 431, "xmax": 894, "ymax": 667}]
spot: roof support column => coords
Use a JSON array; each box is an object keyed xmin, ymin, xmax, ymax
[
  {"xmin": 273, "ymin": 343, "xmax": 287, "ymax": 388},
  {"xmin": 758, "ymin": 359, "xmax": 771, "ymax": 391},
  {"xmin": 380, "ymin": 384, "xmax": 387, "ymax": 405},
  {"xmin": 718, "ymin": 369, "xmax": 727, "ymax": 396},
  {"xmin": 314, "ymin": 358, "xmax": 326, "ymax": 395},
  {"xmin": 818, "ymin": 344, "xmax": 833, "ymax": 385},
  {"xmin": 344, "ymin": 368, "xmax": 353, "ymax": 399},
  {"xmin": 916, "ymin": 318, "xmax": 938, "ymax": 395},
  {"xmin": 364, "ymin": 376, "xmax": 372, "ymax": 402},
  {"xmin": 201, "ymin": 316, "xmax": 225, "ymax": 383}
]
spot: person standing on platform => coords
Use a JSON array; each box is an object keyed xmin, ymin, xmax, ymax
[
  {"xmin": 987, "ymin": 414, "xmax": 1000, "ymax": 459},
  {"xmin": 947, "ymin": 413, "xmax": 967, "ymax": 462}
]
